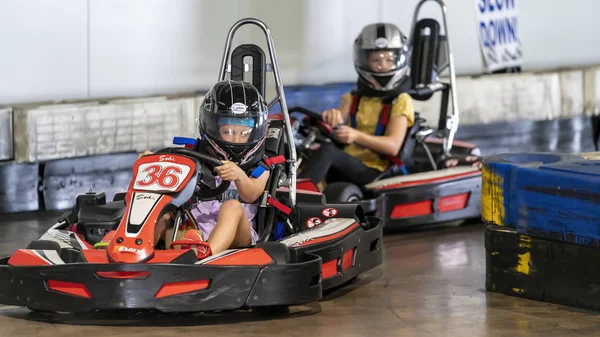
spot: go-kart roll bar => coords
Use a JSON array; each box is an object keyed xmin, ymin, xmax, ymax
[
  {"xmin": 218, "ymin": 18, "xmax": 298, "ymax": 207},
  {"xmin": 408, "ymin": 0, "xmax": 459, "ymax": 157}
]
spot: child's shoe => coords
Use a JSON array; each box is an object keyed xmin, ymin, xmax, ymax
[{"xmin": 170, "ymin": 229, "xmax": 212, "ymax": 260}]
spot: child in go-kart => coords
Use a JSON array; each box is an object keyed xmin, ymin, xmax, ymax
[
  {"xmin": 105, "ymin": 80, "xmax": 270, "ymax": 259},
  {"xmin": 298, "ymin": 23, "xmax": 415, "ymax": 188}
]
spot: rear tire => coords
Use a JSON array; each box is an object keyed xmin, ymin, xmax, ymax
[{"xmin": 324, "ymin": 182, "xmax": 363, "ymax": 203}]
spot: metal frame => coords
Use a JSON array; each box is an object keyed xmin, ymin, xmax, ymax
[
  {"xmin": 408, "ymin": 0, "xmax": 459, "ymax": 157},
  {"xmin": 218, "ymin": 18, "xmax": 297, "ymax": 207}
]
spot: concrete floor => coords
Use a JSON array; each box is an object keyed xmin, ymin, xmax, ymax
[{"xmin": 0, "ymin": 212, "xmax": 600, "ymax": 337}]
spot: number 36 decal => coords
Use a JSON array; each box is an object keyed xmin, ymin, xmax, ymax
[{"xmin": 133, "ymin": 162, "xmax": 191, "ymax": 192}]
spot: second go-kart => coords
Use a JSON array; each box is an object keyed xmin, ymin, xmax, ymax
[
  {"xmin": 0, "ymin": 18, "xmax": 384, "ymax": 314},
  {"xmin": 289, "ymin": 0, "xmax": 482, "ymax": 229}
]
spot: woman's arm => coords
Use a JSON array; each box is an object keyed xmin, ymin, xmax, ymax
[
  {"xmin": 234, "ymin": 171, "xmax": 271, "ymax": 203},
  {"xmin": 354, "ymin": 114, "xmax": 409, "ymax": 156}
]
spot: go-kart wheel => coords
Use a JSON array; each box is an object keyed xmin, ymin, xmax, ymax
[{"xmin": 323, "ymin": 182, "xmax": 363, "ymax": 203}]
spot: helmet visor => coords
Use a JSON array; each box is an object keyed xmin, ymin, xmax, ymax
[
  {"xmin": 200, "ymin": 110, "xmax": 268, "ymax": 145},
  {"xmin": 355, "ymin": 48, "xmax": 407, "ymax": 74}
]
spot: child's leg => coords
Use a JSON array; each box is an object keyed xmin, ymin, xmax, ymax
[
  {"xmin": 154, "ymin": 212, "xmax": 172, "ymax": 244},
  {"xmin": 207, "ymin": 199, "xmax": 254, "ymax": 254}
]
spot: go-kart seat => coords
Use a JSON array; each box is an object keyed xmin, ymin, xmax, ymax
[
  {"xmin": 408, "ymin": 17, "xmax": 449, "ymax": 102},
  {"xmin": 254, "ymin": 118, "xmax": 296, "ymax": 242}
]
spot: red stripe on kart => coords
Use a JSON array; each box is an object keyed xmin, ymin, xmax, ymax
[
  {"xmin": 341, "ymin": 248, "xmax": 355, "ymax": 271},
  {"xmin": 205, "ymin": 248, "xmax": 273, "ymax": 266},
  {"xmin": 155, "ymin": 280, "xmax": 210, "ymax": 299},
  {"xmin": 47, "ymin": 280, "xmax": 92, "ymax": 299},
  {"xmin": 296, "ymin": 180, "xmax": 321, "ymax": 193},
  {"xmin": 264, "ymin": 155, "xmax": 286, "ymax": 166},
  {"xmin": 438, "ymin": 193, "xmax": 470, "ymax": 212},
  {"xmin": 322, "ymin": 259, "xmax": 338, "ymax": 279},
  {"xmin": 268, "ymin": 196, "xmax": 292, "ymax": 215},
  {"xmin": 390, "ymin": 192, "xmax": 471, "ymax": 219},
  {"xmin": 391, "ymin": 200, "xmax": 433, "ymax": 219},
  {"xmin": 297, "ymin": 222, "xmax": 360, "ymax": 247},
  {"xmin": 8, "ymin": 249, "xmax": 53, "ymax": 266},
  {"xmin": 375, "ymin": 170, "xmax": 481, "ymax": 190},
  {"xmin": 321, "ymin": 247, "xmax": 357, "ymax": 279}
]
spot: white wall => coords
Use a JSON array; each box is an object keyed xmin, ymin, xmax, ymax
[{"xmin": 0, "ymin": 0, "xmax": 598, "ymax": 105}]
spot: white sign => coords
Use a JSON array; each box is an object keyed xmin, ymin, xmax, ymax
[{"xmin": 476, "ymin": 0, "xmax": 523, "ymax": 72}]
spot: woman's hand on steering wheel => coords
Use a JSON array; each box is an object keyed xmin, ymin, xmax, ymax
[
  {"xmin": 333, "ymin": 125, "xmax": 359, "ymax": 144},
  {"xmin": 322, "ymin": 109, "xmax": 344, "ymax": 127}
]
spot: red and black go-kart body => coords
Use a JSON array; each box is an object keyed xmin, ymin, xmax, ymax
[
  {"xmin": 0, "ymin": 145, "xmax": 382, "ymax": 313},
  {"xmin": 0, "ymin": 18, "xmax": 384, "ymax": 314},
  {"xmin": 288, "ymin": 1, "xmax": 483, "ymax": 229},
  {"xmin": 289, "ymin": 107, "xmax": 482, "ymax": 230}
]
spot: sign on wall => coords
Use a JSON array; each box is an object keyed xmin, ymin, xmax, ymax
[{"xmin": 476, "ymin": 0, "xmax": 523, "ymax": 72}]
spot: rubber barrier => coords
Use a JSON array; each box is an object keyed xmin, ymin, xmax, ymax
[
  {"xmin": 0, "ymin": 161, "xmax": 39, "ymax": 213},
  {"xmin": 486, "ymin": 224, "xmax": 600, "ymax": 311},
  {"xmin": 481, "ymin": 152, "xmax": 600, "ymax": 247}
]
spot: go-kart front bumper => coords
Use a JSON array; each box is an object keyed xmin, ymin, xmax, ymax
[
  {"xmin": 0, "ymin": 215, "xmax": 384, "ymax": 313},
  {"xmin": 0, "ymin": 253, "xmax": 321, "ymax": 313}
]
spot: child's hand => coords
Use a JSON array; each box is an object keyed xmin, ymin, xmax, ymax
[
  {"xmin": 216, "ymin": 161, "xmax": 245, "ymax": 182},
  {"xmin": 138, "ymin": 150, "xmax": 154, "ymax": 159}
]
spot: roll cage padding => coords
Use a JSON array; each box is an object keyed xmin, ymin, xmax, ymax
[
  {"xmin": 410, "ymin": 18, "xmax": 442, "ymax": 93},
  {"xmin": 255, "ymin": 118, "xmax": 289, "ymax": 242},
  {"xmin": 230, "ymin": 44, "xmax": 267, "ymax": 97},
  {"xmin": 264, "ymin": 119, "xmax": 284, "ymax": 158}
]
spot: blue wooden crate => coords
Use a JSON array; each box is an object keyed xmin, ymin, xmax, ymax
[{"xmin": 482, "ymin": 152, "xmax": 600, "ymax": 247}]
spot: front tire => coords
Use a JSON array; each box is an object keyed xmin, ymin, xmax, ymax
[{"xmin": 324, "ymin": 182, "xmax": 363, "ymax": 203}]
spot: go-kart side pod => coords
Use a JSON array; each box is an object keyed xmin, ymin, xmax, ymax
[{"xmin": 367, "ymin": 166, "xmax": 482, "ymax": 229}]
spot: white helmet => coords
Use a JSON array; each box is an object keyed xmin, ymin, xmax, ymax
[{"xmin": 353, "ymin": 23, "xmax": 410, "ymax": 93}]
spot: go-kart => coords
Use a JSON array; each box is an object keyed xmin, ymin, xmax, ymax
[
  {"xmin": 288, "ymin": 0, "xmax": 482, "ymax": 229},
  {"xmin": 0, "ymin": 18, "xmax": 384, "ymax": 314}
]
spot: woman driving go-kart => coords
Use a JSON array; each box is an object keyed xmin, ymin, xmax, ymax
[{"xmin": 298, "ymin": 23, "xmax": 415, "ymax": 190}]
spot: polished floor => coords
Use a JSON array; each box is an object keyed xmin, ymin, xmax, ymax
[{"xmin": 0, "ymin": 212, "xmax": 600, "ymax": 337}]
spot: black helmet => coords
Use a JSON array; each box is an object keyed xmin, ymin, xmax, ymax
[
  {"xmin": 354, "ymin": 23, "xmax": 409, "ymax": 93},
  {"xmin": 198, "ymin": 80, "xmax": 268, "ymax": 168}
]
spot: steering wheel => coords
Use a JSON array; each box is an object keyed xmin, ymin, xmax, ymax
[
  {"xmin": 154, "ymin": 147, "xmax": 230, "ymax": 200},
  {"xmin": 288, "ymin": 106, "xmax": 340, "ymax": 142}
]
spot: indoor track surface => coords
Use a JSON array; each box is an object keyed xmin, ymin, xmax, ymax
[{"xmin": 1, "ymin": 212, "xmax": 600, "ymax": 337}]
